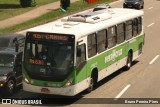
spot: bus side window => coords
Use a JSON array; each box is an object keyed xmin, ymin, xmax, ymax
[
  {"xmin": 117, "ymin": 23, "xmax": 125, "ymax": 44},
  {"xmin": 97, "ymin": 29, "xmax": 107, "ymax": 53},
  {"xmin": 87, "ymin": 33, "xmax": 97, "ymax": 58},
  {"xmin": 133, "ymin": 18, "xmax": 138, "ymax": 37},
  {"xmin": 125, "ymin": 20, "xmax": 133, "ymax": 40},
  {"xmin": 138, "ymin": 17, "xmax": 142, "ymax": 34},
  {"xmin": 108, "ymin": 26, "xmax": 116, "ymax": 48},
  {"xmin": 76, "ymin": 44, "xmax": 86, "ymax": 66}
]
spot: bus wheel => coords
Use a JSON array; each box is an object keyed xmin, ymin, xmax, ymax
[
  {"xmin": 86, "ymin": 77, "xmax": 94, "ymax": 93},
  {"xmin": 139, "ymin": 43, "xmax": 143, "ymax": 55},
  {"xmin": 86, "ymin": 72, "xmax": 97, "ymax": 93},
  {"xmin": 125, "ymin": 52, "xmax": 132, "ymax": 70}
]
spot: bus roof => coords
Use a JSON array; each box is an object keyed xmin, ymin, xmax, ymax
[{"xmin": 27, "ymin": 8, "xmax": 144, "ymax": 40}]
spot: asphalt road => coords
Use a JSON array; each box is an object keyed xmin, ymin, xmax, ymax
[{"xmin": 1, "ymin": 0, "xmax": 160, "ymax": 107}]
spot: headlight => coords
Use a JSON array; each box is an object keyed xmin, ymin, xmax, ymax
[
  {"xmin": 0, "ymin": 76, "xmax": 7, "ymax": 81},
  {"xmin": 23, "ymin": 75, "xmax": 30, "ymax": 84},
  {"xmin": 64, "ymin": 78, "xmax": 73, "ymax": 87},
  {"xmin": 24, "ymin": 77, "xmax": 29, "ymax": 84}
]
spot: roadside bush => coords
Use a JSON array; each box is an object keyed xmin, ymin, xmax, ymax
[
  {"xmin": 60, "ymin": 0, "xmax": 70, "ymax": 10},
  {"xmin": 19, "ymin": 0, "xmax": 36, "ymax": 7}
]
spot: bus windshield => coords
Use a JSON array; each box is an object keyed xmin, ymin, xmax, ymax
[{"xmin": 24, "ymin": 33, "xmax": 75, "ymax": 81}]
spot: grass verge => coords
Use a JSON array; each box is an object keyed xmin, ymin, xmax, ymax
[{"xmin": 0, "ymin": 0, "xmax": 56, "ymax": 21}]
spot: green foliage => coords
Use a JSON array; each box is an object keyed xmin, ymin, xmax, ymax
[
  {"xmin": 19, "ymin": 0, "xmax": 37, "ymax": 7},
  {"xmin": 60, "ymin": 0, "xmax": 70, "ymax": 10}
]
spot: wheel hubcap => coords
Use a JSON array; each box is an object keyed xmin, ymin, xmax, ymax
[
  {"xmin": 127, "ymin": 57, "xmax": 131, "ymax": 67},
  {"xmin": 89, "ymin": 78, "xmax": 93, "ymax": 90}
]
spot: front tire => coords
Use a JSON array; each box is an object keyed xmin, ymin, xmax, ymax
[
  {"xmin": 86, "ymin": 77, "xmax": 94, "ymax": 93},
  {"xmin": 123, "ymin": 5, "xmax": 127, "ymax": 8},
  {"xmin": 6, "ymin": 79, "xmax": 15, "ymax": 96},
  {"xmin": 86, "ymin": 72, "xmax": 97, "ymax": 93}
]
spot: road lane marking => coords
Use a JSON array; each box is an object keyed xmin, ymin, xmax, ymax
[
  {"xmin": 149, "ymin": 55, "xmax": 159, "ymax": 64},
  {"xmin": 115, "ymin": 85, "xmax": 131, "ymax": 98},
  {"xmin": 148, "ymin": 7, "xmax": 153, "ymax": 10},
  {"xmin": 147, "ymin": 23, "xmax": 155, "ymax": 27}
]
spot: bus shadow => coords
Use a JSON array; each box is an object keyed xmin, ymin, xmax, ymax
[
  {"xmin": 0, "ymin": 4, "xmax": 21, "ymax": 9},
  {"xmin": 38, "ymin": 60, "xmax": 140, "ymax": 106},
  {"xmin": 26, "ymin": 93, "xmax": 84, "ymax": 106},
  {"xmin": 95, "ymin": 60, "xmax": 139, "ymax": 91}
]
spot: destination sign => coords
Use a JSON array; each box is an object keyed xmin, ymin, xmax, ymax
[
  {"xmin": 31, "ymin": 33, "xmax": 68, "ymax": 41},
  {"xmin": 29, "ymin": 59, "xmax": 44, "ymax": 65},
  {"xmin": 27, "ymin": 32, "xmax": 75, "ymax": 43}
]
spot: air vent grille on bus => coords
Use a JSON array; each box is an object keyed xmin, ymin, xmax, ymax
[{"xmin": 61, "ymin": 11, "xmax": 112, "ymax": 24}]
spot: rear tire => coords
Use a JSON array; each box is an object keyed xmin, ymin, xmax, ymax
[
  {"xmin": 139, "ymin": 43, "xmax": 143, "ymax": 55},
  {"xmin": 124, "ymin": 52, "xmax": 132, "ymax": 70}
]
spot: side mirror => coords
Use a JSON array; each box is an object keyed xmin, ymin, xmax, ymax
[{"xmin": 77, "ymin": 47, "xmax": 81, "ymax": 57}]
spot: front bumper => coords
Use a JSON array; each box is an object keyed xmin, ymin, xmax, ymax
[{"xmin": 23, "ymin": 82, "xmax": 77, "ymax": 96}]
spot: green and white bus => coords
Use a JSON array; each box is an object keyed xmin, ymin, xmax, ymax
[{"xmin": 23, "ymin": 8, "xmax": 144, "ymax": 96}]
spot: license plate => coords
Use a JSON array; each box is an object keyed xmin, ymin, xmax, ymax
[{"xmin": 41, "ymin": 88, "xmax": 50, "ymax": 93}]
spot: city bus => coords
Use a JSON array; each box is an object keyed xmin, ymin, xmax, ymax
[{"xmin": 23, "ymin": 8, "xmax": 144, "ymax": 96}]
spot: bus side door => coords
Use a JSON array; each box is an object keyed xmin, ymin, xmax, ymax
[{"xmin": 76, "ymin": 44, "xmax": 87, "ymax": 83}]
